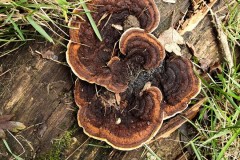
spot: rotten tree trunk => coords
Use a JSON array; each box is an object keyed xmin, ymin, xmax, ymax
[{"xmin": 0, "ymin": 0, "xmax": 225, "ymax": 159}]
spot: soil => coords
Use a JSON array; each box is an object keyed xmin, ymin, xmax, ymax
[{"xmin": 0, "ymin": 0, "xmax": 229, "ymax": 159}]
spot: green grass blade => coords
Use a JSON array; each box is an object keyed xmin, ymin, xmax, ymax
[
  {"xmin": 55, "ymin": 0, "xmax": 69, "ymax": 5},
  {"xmin": 2, "ymin": 139, "xmax": 24, "ymax": 160},
  {"xmin": 80, "ymin": 0, "xmax": 102, "ymax": 41},
  {"xmin": 26, "ymin": 16, "xmax": 54, "ymax": 43},
  {"xmin": 144, "ymin": 144, "xmax": 161, "ymax": 160},
  {"xmin": 202, "ymin": 130, "xmax": 231, "ymax": 146},
  {"xmin": 216, "ymin": 128, "xmax": 240, "ymax": 160},
  {"xmin": 9, "ymin": 19, "xmax": 25, "ymax": 41},
  {"xmin": 190, "ymin": 141, "xmax": 202, "ymax": 160}
]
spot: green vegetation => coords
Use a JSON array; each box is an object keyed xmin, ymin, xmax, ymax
[
  {"xmin": 187, "ymin": 4, "xmax": 240, "ymax": 160},
  {"xmin": 0, "ymin": 0, "xmax": 102, "ymax": 57},
  {"xmin": 0, "ymin": 0, "xmax": 73, "ymax": 42},
  {"xmin": 79, "ymin": 0, "xmax": 102, "ymax": 41},
  {"xmin": 0, "ymin": 0, "xmax": 239, "ymax": 159},
  {"xmin": 39, "ymin": 131, "xmax": 73, "ymax": 160},
  {"xmin": 189, "ymin": 65, "xmax": 240, "ymax": 159},
  {"xmin": 2, "ymin": 139, "xmax": 23, "ymax": 160}
]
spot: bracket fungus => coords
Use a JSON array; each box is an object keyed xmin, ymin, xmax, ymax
[
  {"xmin": 152, "ymin": 56, "xmax": 201, "ymax": 119},
  {"xmin": 67, "ymin": 0, "xmax": 201, "ymax": 151},
  {"xmin": 73, "ymin": 55, "xmax": 200, "ymax": 150},
  {"xmin": 75, "ymin": 80, "xmax": 164, "ymax": 150},
  {"xmin": 66, "ymin": 0, "xmax": 161, "ymax": 93}
]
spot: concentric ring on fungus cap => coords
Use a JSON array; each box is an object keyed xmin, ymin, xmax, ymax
[
  {"xmin": 66, "ymin": 0, "xmax": 161, "ymax": 93},
  {"xmin": 75, "ymin": 80, "xmax": 164, "ymax": 150},
  {"xmin": 153, "ymin": 56, "xmax": 201, "ymax": 120},
  {"xmin": 69, "ymin": 0, "xmax": 201, "ymax": 151}
]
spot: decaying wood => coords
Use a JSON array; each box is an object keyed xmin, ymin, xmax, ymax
[
  {"xmin": 206, "ymin": 3, "xmax": 234, "ymax": 68},
  {"xmin": 0, "ymin": 0, "xmax": 227, "ymax": 159},
  {"xmin": 0, "ymin": 1, "xmax": 193, "ymax": 159},
  {"xmin": 181, "ymin": 0, "xmax": 226, "ymax": 71},
  {"xmin": 149, "ymin": 98, "xmax": 207, "ymax": 143},
  {"xmin": 0, "ymin": 69, "xmax": 11, "ymax": 77},
  {"xmin": 178, "ymin": 0, "xmax": 218, "ymax": 35}
]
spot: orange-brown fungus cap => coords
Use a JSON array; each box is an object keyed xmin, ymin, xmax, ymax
[
  {"xmin": 153, "ymin": 56, "xmax": 201, "ymax": 119},
  {"xmin": 119, "ymin": 28, "xmax": 165, "ymax": 70},
  {"xmin": 75, "ymin": 79, "xmax": 163, "ymax": 150},
  {"xmin": 67, "ymin": 0, "xmax": 160, "ymax": 93}
]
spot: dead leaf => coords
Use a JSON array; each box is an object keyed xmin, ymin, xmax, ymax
[
  {"xmin": 199, "ymin": 58, "xmax": 213, "ymax": 71},
  {"xmin": 165, "ymin": 43, "xmax": 182, "ymax": 56},
  {"xmin": 158, "ymin": 27, "xmax": 185, "ymax": 56},
  {"xmin": 0, "ymin": 115, "xmax": 26, "ymax": 139},
  {"xmin": 163, "ymin": 0, "xmax": 176, "ymax": 3}
]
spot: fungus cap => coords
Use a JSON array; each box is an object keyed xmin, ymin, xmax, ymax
[
  {"xmin": 75, "ymin": 79, "xmax": 164, "ymax": 150},
  {"xmin": 119, "ymin": 28, "xmax": 165, "ymax": 70},
  {"xmin": 154, "ymin": 56, "xmax": 201, "ymax": 119},
  {"xmin": 66, "ymin": 0, "xmax": 161, "ymax": 93}
]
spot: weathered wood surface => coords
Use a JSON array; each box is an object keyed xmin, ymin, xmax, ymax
[{"xmin": 0, "ymin": 0, "xmax": 226, "ymax": 159}]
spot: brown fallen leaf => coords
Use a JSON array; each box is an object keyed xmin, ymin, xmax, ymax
[
  {"xmin": 0, "ymin": 115, "xmax": 26, "ymax": 139},
  {"xmin": 158, "ymin": 27, "xmax": 185, "ymax": 56}
]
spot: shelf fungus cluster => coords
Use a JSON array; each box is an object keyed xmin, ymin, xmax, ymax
[{"xmin": 67, "ymin": 0, "xmax": 201, "ymax": 150}]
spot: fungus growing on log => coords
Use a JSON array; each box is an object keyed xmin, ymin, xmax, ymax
[
  {"xmin": 153, "ymin": 56, "xmax": 201, "ymax": 119},
  {"xmin": 68, "ymin": 0, "xmax": 201, "ymax": 151},
  {"xmin": 75, "ymin": 80, "xmax": 164, "ymax": 150},
  {"xmin": 66, "ymin": 0, "xmax": 161, "ymax": 93}
]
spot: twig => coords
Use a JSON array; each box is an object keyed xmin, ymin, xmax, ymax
[
  {"xmin": 177, "ymin": 9, "xmax": 188, "ymax": 31},
  {"xmin": 0, "ymin": 69, "xmax": 11, "ymax": 77},
  {"xmin": 203, "ymin": 2, "xmax": 234, "ymax": 69}
]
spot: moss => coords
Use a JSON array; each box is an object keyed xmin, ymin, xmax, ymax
[{"xmin": 38, "ymin": 131, "xmax": 73, "ymax": 160}]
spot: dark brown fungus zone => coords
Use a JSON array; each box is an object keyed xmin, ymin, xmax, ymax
[
  {"xmin": 68, "ymin": 0, "xmax": 201, "ymax": 151},
  {"xmin": 66, "ymin": 0, "xmax": 161, "ymax": 93},
  {"xmin": 119, "ymin": 28, "xmax": 165, "ymax": 70},
  {"xmin": 75, "ymin": 79, "xmax": 164, "ymax": 150},
  {"xmin": 152, "ymin": 56, "xmax": 201, "ymax": 119}
]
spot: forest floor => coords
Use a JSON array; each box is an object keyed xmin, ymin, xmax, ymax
[{"xmin": 0, "ymin": 0, "xmax": 239, "ymax": 160}]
